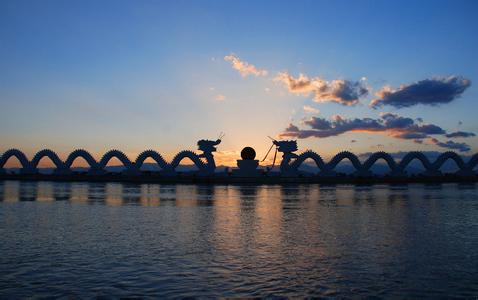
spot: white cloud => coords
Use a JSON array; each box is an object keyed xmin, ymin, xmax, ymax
[{"xmin": 303, "ymin": 105, "xmax": 320, "ymax": 114}]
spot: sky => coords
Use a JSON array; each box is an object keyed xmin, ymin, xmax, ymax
[{"xmin": 1, "ymin": 0, "xmax": 478, "ymax": 167}]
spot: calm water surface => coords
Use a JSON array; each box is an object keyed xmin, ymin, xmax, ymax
[{"xmin": 0, "ymin": 180, "xmax": 477, "ymax": 298}]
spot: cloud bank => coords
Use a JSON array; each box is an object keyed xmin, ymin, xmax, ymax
[
  {"xmin": 430, "ymin": 138, "xmax": 471, "ymax": 152},
  {"xmin": 281, "ymin": 113, "xmax": 444, "ymax": 139},
  {"xmin": 280, "ymin": 113, "xmax": 473, "ymax": 152},
  {"xmin": 445, "ymin": 131, "xmax": 476, "ymax": 138},
  {"xmin": 358, "ymin": 150, "xmax": 474, "ymax": 160},
  {"xmin": 224, "ymin": 54, "xmax": 268, "ymax": 77},
  {"xmin": 274, "ymin": 72, "xmax": 368, "ymax": 106},
  {"xmin": 221, "ymin": 53, "xmax": 474, "ymax": 151},
  {"xmin": 370, "ymin": 76, "xmax": 471, "ymax": 108}
]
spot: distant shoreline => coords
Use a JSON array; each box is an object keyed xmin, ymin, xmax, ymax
[{"xmin": 1, "ymin": 173, "xmax": 477, "ymax": 185}]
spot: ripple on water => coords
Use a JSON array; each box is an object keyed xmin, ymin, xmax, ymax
[{"xmin": 0, "ymin": 181, "xmax": 478, "ymax": 297}]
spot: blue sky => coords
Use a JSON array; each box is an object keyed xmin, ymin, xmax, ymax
[{"xmin": 1, "ymin": 0, "xmax": 477, "ymax": 166}]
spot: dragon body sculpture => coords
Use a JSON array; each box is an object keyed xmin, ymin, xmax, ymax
[
  {"xmin": 0, "ymin": 138, "xmax": 222, "ymax": 176},
  {"xmin": 272, "ymin": 140, "xmax": 338, "ymax": 176},
  {"xmin": 127, "ymin": 138, "xmax": 222, "ymax": 176},
  {"xmin": 271, "ymin": 140, "xmax": 477, "ymax": 177}
]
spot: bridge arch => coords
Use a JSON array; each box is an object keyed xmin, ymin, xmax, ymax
[
  {"xmin": 64, "ymin": 149, "xmax": 98, "ymax": 170},
  {"xmin": 98, "ymin": 150, "xmax": 132, "ymax": 170},
  {"xmin": 0, "ymin": 149, "xmax": 31, "ymax": 169},
  {"xmin": 467, "ymin": 153, "xmax": 478, "ymax": 170},
  {"xmin": 398, "ymin": 152, "xmax": 433, "ymax": 172},
  {"xmin": 134, "ymin": 150, "xmax": 169, "ymax": 170},
  {"xmin": 327, "ymin": 151, "xmax": 362, "ymax": 172},
  {"xmin": 170, "ymin": 150, "xmax": 205, "ymax": 171},
  {"xmin": 30, "ymin": 149, "xmax": 64, "ymax": 169},
  {"xmin": 432, "ymin": 151, "xmax": 466, "ymax": 172},
  {"xmin": 362, "ymin": 152, "xmax": 397, "ymax": 173},
  {"xmin": 290, "ymin": 150, "xmax": 327, "ymax": 172}
]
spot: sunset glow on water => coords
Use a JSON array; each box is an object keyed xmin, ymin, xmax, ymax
[{"xmin": 1, "ymin": 181, "xmax": 478, "ymax": 297}]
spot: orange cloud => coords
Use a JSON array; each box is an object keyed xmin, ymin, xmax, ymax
[
  {"xmin": 224, "ymin": 54, "xmax": 268, "ymax": 77},
  {"xmin": 280, "ymin": 113, "xmax": 464, "ymax": 151},
  {"xmin": 215, "ymin": 94, "xmax": 226, "ymax": 101},
  {"xmin": 274, "ymin": 72, "xmax": 368, "ymax": 106}
]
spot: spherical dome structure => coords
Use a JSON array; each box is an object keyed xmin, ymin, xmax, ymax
[{"xmin": 241, "ymin": 147, "xmax": 256, "ymax": 160}]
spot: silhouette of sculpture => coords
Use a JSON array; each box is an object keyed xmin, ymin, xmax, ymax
[
  {"xmin": 269, "ymin": 139, "xmax": 477, "ymax": 177},
  {"xmin": 235, "ymin": 146, "xmax": 260, "ymax": 177},
  {"xmin": 241, "ymin": 147, "xmax": 256, "ymax": 160},
  {"xmin": 273, "ymin": 140, "xmax": 300, "ymax": 176},
  {"xmin": 0, "ymin": 139, "xmax": 477, "ymax": 178},
  {"xmin": 197, "ymin": 138, "xmax": 221, "ymax": 174}
]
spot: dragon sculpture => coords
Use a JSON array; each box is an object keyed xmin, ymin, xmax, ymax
[
  {"xmin": 1, "ymin": 136, "xmax": 477, "ymax": 177},
  {"xmin": 270, "ymin": 139, "xmax": 477, "ymax": 177},
  {"xmin": 272, "ymin": 139, "xmax": 335, "ymax": 176},
  {"xmin": 0, "ymin": 138, "xmax": 222, "ymax": 176},
  {"xmin": 132, "ymin": 138, "xmax": 222, "ymax": 176}
]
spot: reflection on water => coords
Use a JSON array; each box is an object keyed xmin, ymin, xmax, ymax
[{"xmin": 0, "ymin": 180, "xmax": 477, "ymax": 298}]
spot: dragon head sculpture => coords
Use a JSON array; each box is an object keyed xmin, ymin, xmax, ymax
[
  {"xmin": 273, "ymin": 139, "xmax": 298, "ymax": 154},
  {"xmin": 197, "ymin": 139, "xmax": 221, "ymax": 155}
]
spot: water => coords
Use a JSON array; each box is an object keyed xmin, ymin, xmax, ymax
[{"xmin": 0, "ymin": 181, "xmax": 477, "ymax": 298}]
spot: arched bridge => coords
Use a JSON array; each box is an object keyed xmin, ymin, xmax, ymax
[
  {"xmin": 1, "ymin": 147, "xmax": 477, "ymax": 177},
  {"xmin": 279, "ymin": 150, "xmax": 477, "ymax": 177},
  {"xmin": 0, "ymin": 139, "xmax": 222, "ymax": 177}
]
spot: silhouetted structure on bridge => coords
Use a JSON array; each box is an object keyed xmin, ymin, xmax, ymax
[{"xmin": 1, "ymin": 138, "xmax": 477, "ymax": 178}]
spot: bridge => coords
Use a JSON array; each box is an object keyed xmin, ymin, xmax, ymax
[{"xmin": 0, "ymin": 139, "xmax": 477, "ymax": 179}]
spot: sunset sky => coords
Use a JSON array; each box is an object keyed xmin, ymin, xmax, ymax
[{"xmin": 1, "ymin": 0, "xmax": 478, "ymax": 167}]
